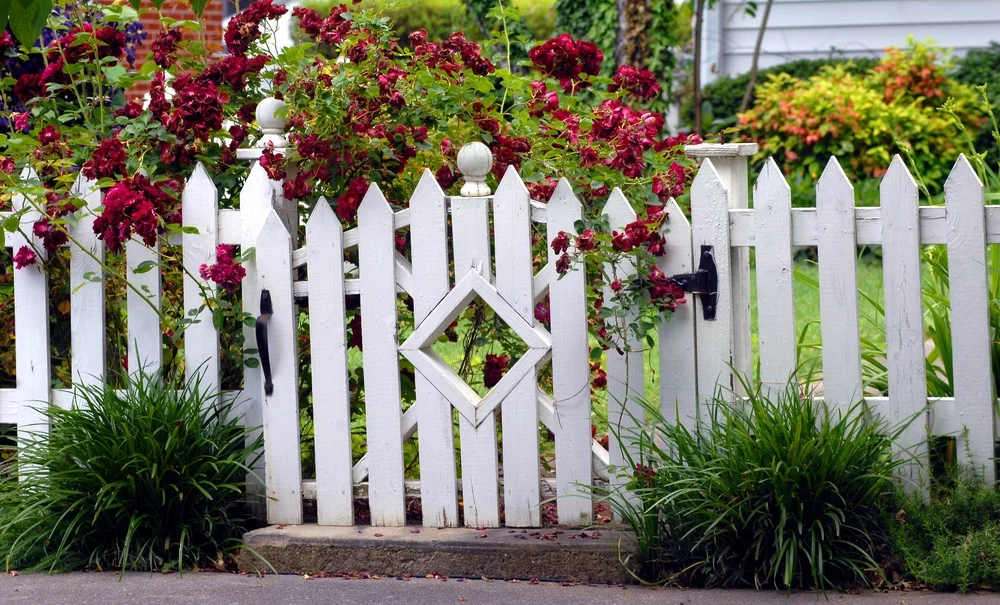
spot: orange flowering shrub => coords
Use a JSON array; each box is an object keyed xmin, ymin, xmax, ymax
[{"xmin": 739, "ymin": 40, "xmax": 985, "ymax": 193}]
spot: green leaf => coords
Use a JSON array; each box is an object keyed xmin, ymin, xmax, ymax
[
  {"xmin": 188, "ymin": 0, "xmax": 208, "ymax": 17},
  {"xmin": 103, "ymin": 64, "xmax": 127, "ymax": 85},
  {"xmin": 0, "ymin": 0, "xmax": 13, "ymax": 37},
  {"xmin": 8, "ymin": 0, "xmax": 51, "ymax": 47},
  {"xmin": 3, "ymin": 214, "xmax": 19, "ymax": 232},
  {"xmin": 132, "ymin": 260, "xmax": 159, "ymax": 274}
]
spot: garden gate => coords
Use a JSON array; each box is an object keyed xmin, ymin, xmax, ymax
[{"xmin": 3, "ymin": 98, "xmax": 998, "ymax": 529}]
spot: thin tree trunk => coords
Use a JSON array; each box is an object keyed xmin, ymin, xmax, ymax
[
  {"xmin": 693, "ymin": 0, "xmax": 707, "ymax": 133},
  {"xmin": 616, "ymin": 0, "xmax": 628, "ymax": 67},
  {"xmin": 738, "ymin": 0, "xmax": 774, "ymax": 115}
]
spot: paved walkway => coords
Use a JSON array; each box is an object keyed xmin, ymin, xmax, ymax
[{"xmin": 2, "ymin": 572, "xmax": 1000, "ymax": 604}]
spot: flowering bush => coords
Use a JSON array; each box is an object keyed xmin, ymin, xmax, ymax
[{"xmin": 739, "ymin": 40, "xmax": 985, "ymax": 191}]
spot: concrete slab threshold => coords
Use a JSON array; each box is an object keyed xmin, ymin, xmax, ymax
[{"xmin": 240, "ymin": 524, "xmax": 639, "ymax": 584}]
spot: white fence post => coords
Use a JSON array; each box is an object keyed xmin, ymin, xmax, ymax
[
  {"xmin": 254, "ymin": 210, "xmax": 303, "ymax": 524},
  {"xmin": 601, "ymin": 189, "xmax": 644, "ymax": 512},
  {"xmin": 686, "ymin": 143, "xmax": 756, "ymax": 396},
  {"xmin": 547, "ymin": 179, "xmax": 593, "ymax": 525},
  {"xmin": 126, "ymin": 242, "xmax": 162, "ymax": 377},
  {"xmin": 753, "ymin": 159, "xmax": 796, "ymax": 395},
  {"xmin": 182, "ymin": 163, "xmax": 221, "ymax": 391},
  {"xmin": 494, "ymin": 166, "xmax": 541, "ymax": 528},
  {"xmin": 70, "ymin": 173, "xmax": 106, "ymax": 388},
  {"xmin": 880, "ymin": 156, "xmax": 928, "ymax": 495},
  {"xmin": 357, "ymin": 184, "xmax": 407, "ymax": 527},
  {"xmin": 451, "ymin": 143, "xmax": 501, "ymax": 528},
  {"xmin": 944, "ymin": 155, "xmax": 995, "ymax": 483},
  {"xmin": 658, "ymin": 198, "xmax": 696, "ymax": 427},
  {"xmin": 409, "ymin": 170, "xmax": 460, "ymax": 527},
  {"xmin": 12, "ymin": 168, "xmax": 51, "ymax": 445}
]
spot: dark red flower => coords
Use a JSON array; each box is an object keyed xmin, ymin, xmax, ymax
[
  {"xmin": 528, "ymin": 34, "xmax": 603, "ymax": 92},
  {"xmin": 551, "ymin": 231, "xmax": 571, "ymax": 255},
  {"xmin": 227, "ymin": 0, "xmax": 287, "ymax": 56},
  {"xmin": 33, "ymin": 217, "xmax": 67, "ymax": 254},
  {"xmin": 13, "ymin": 246, "xmax": 36, "ymax": 269},
  {"xmin": 555, "ymin": 253, "xmax": 571, "ymax": 275},
  {"xmin": 92, "ymin": 175, "xmax": 174, "ymax": 253},
  {"xmin": 483, "ymin": 353, "xmax": 510, "ymax": 389},
  {"xmin": 0, "ymin": 156, "xmax": 14, "ymax": 174},
  {"xmin": 82, "ymin": 137, "xmax": 127, "ymax": 181},
  {"xmin": 167, "ymin": 80, "xmax": 226, "ymax": 141},
  {"xmin": 199, "ymin": 244, "xmax": 247, "ymax": 293},
  {"xmin": 435, "ymin": 165, "xmax": 459, "ymax": 190},
  {"xmin": 335, "ymin": 178, "xmax": 368, "ymax": 223},
  {"xmin": 534, "ymin": 298, "xmax": 551, "ymax": 326},
  {"xmin": 259, "ymin": 147, "xmax": 286, "ymax": 180},
  {"xmin": 609, "ymin": 65, "xmax": 662, "ymax": 101},
  {"xmin": 116, "ymin": 102, "xmax": 143, "ymax": 120},
  {"xmin": 575, "ymin": 229, "xmax": 596, "ymax": 251},
  {"xmin": 38, "ymin": 125, "xmax": 60, "ymax": 145},
  {"xmin": 152, "ymin": 28, "xmax": 183, "ymax": 68},
  {"xmin": 611, "ymin": 231, "xmax": 633, "ymax": 252}
]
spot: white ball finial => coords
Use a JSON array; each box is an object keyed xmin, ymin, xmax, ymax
[
  {"xmin": 456, "ymin": 142, "xmax": 493, "ymax": 197},
  {"xmin": 256, "ymin": 96, "xmax": 288, "ymax": 149}
]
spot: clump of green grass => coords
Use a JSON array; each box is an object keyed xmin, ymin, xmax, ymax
[
  {"xmin": 890, "ymin": 459, "xmax": 1000, "ymax": 593},
  {"xmin": 603, "ymin": 377, "xmax": 903, "ymax": 590},
  {"xmin": 0, "ymin": 372, "xmax": 263, "ymax": 573}
]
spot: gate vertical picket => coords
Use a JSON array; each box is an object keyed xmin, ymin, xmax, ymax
[
  {"xmin": 307, "ymin": 198, "xmax": 355, "ymax": 525},
  {"xmin": 601, "ymin": 189, "xmax": 644, "ymax": 505},
  {"xmin": 127, "ymin": 240, "xmax": 162, "ymax": 376},
  {"xmin": 547, "ymin": 179, "xmax": 593, "ymax": 525},
  {"xmin": 880, "ymin": 156, "xmax": 928, "ymax": 494},
  {"xmin": 494, "ymin": 166, "xmax": 540, "ymax": 527},
  {"xmin": 70, "ymin": 173, "xmax": 105, "ymax": 387},
  {"xmin": 753, "ymin": 159, "xmax": 796, "ymax": 394},
  {"xmin": 255, "ymin": 210, "xmax": 303, "ymax": 524},
  {"xmin": 12, "ymin": 169, "xmax": 51, "ymax": 442},
  {"xmin": 816, "ymin": 157, "xmax": 863, "ymax": 411},
  {"xmin": 240, "ymin": 163, "xmax": 276, "ymax": 516},
  {"xmin": 451, "ymin": 190, "xmax": 501, "ymax": 528},
  {"xmin": 690, "ymin": 160, "xmax": 733, "ymax": 414},
  {"xmin": 358, "ymin": 184, "xmax": 407, "ymax": 526},
  {"xmin": 658, "ymin": 198, "xmax": 697, "ymax": 427},
  {"xmin": 944, "ymin": 155, "xmax": 995, "ymax": 483},
  {"xmin": 182, "ymin": 163, "xmax": 220, "ymax": 390}
]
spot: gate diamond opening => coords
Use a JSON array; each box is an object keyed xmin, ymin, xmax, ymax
[{"xmin": 400, "ymin": 270, "xmax": 551, "ymax": 428}]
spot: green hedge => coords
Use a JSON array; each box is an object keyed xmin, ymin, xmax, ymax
[
  {"xmin": 953, "ymin": 42, "xmax": 1000, "ymax": 164},
  {"xmin": 682, "ymin": 57, "xmax": 879, "ymax": 129}
]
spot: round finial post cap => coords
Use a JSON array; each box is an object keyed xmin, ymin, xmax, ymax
[
  {"xmin": 257, "ymin": 96, "xmax": 287, "ymax": 134},
  {"xmin": 457, "ymin": 141, "xmax": 493, "ymax": 197}
]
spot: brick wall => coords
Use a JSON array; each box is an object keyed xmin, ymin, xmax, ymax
[{"xmin": 127, "ymin": 0, "xmax": 226, "ymax": 101}]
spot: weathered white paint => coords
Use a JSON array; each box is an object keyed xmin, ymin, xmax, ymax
[
  {"xmin": 127, "ymin": 238, "xmax": 162, "ymax": 377},
  {"xmin": 408, "ymin": 170, "xmax": 460, "ymax": 528},
  {"xmin": 493, "ymin": 166, "xmax": 541, "ymax": 528},
  {"xmin": 658, "ymin": 198, "xmax": 697, "ymax": 427},
  {"xmin": 70, "ymin": 173, "xmax": 105, "ymax": 387},
  {"xmin": 944, "ymin": 156, "xmax": 995, "ymax": 483},
  {"xmin": 546, "ymin": 179, "xmax": 593, "ymax": 525},
  {"xmin": 880, "ymin": 156, "xmax": 928, "ymax": 495},
  {"xmin": 816, "ymin": 157, "xmax": 864, "ymax": 411},
  {"xmin": 182, "ymin": 163, "xmax": 220, "ymax": 391},
  {"xmin": 704, "ymin": 0, "xmax": 1000, "ymax": 82},
  {"xmin": 306, "ymin": 198, "xmax": 355, "ymax": 525},
  {"xmin": 357, "ymin": 184, "xmax": 407, "ymax": 526},
  {"xmin": 753, "ymin": 159, "xmax": 796, "ymax": 394},
  {"xmin": 254, "ymin": 210, "xmax": 303, "ymax": 525}
]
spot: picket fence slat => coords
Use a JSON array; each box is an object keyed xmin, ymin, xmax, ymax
[
  {"xmin": 494, "ymin": 167, "xmax": 541, "ymax": 528},
  {"xmin": 13, "ymin": 168, "xmax": 51, "ymax": 444},
  {"xmin": 255, "ymin": 210, "xmax": 303, "ymax": 525},
  {"xmin": 691, "ymin": 160, "xmax": 733, "ymax": 412},
  {"xmin": 182, "ymin": 163, "xmax": 220, "ymax": 390},
  {"xmin": 547, "ymin": 179, "xmax": 593, "ymax": 525},
  {"xmin": 358, "ymin": 184, "xmax": 407, "ymax": 527},
  {"xmin": 753, "ymin": 159, "xmax": 796, "ymax": 394},
  {"xmin": 307, "ymin": 198, "xmax": 355, "ymax": 525},
  {"xmin": 601, "ymin": 189, "xmax": 644, "ymax": 512},
  {"xmin": 944, "ymin": 156, "xmax": 995, "ymax": 483},
  {"xmin": 240, "ymin": 162, "xmax": 276, "ymax": 514},
  {"xmin": 880, "ymin": 156, "xmax": 928, "ymax": 494},
  {"xmin": 658, "ymin": 198, "xmax": 697, "ymax": 427},
  {"xmin": 815, "ymin": 158, "xmax": 864, "ymax": 411},
  {"xmin": 409, "ymin": 170, "xmax": 460, "ymax": 528},
  {"xmin": 450, "ymin": 193, "xmax": 501, "ymax": 528},
  {"xmin": 126, "ymin": 239, "xmax": 162, "ymax": 376},
  {"xmin": 70, "ymin": 174, "xmax": 106, "ymax": 387}
]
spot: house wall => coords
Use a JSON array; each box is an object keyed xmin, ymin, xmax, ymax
[{"xmin": 700, "ymin": 0, "xmax": 1000, "ymax": 84}]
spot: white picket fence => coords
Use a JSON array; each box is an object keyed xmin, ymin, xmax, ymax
[{"xmin": 1, "ymin": 107, "xmax": 998, "ymax": 528}]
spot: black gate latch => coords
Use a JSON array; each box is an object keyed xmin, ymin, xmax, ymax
[{"xmin": 668, "ymin": 245, "xmax": 719, "ymax": 321}]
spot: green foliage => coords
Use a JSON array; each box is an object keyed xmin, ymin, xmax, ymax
[
  {"xmin": 0, "ymin": 372, "xmax": 263, "ymax": 572},
  {"xmin": 741, "ymin": 41, "xmax": 986, "ymax": 193},
  {"xmin": 602, "ymin": 379, "xmax": 903, "ymax": 589},
  {"xmin": 952, "ymin": 43, "xmax": 1000, "ymax": 166},
  {"xmin": 890, "ymin": 463, "xmax": 1000, "ymax": 592},
  {"xmin": 684, "ymin": 57, "xmax": 879, "ymax": 130}
]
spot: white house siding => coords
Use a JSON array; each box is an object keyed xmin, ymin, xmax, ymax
[{"xmin": 700, "ymin": 0, "xmax": 1000, "ymax": 84}]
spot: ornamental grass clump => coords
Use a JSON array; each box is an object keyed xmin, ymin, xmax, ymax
[
  {"xmin": 0, "ymin": 372, "xmax": 263, "ymax": 573},
  {"xmin": 606, "ymin": 378, "xmax": 903, "ymax": 590}
]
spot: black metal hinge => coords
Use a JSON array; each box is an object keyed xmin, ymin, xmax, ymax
[{"xmin": 669, "ymin": 245, "xmax": 719, "ymax": 321}]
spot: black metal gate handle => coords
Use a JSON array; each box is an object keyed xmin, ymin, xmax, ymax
[{"xmin": 256, "ymin": 289, "xmax": 274, "ymax": 396}]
